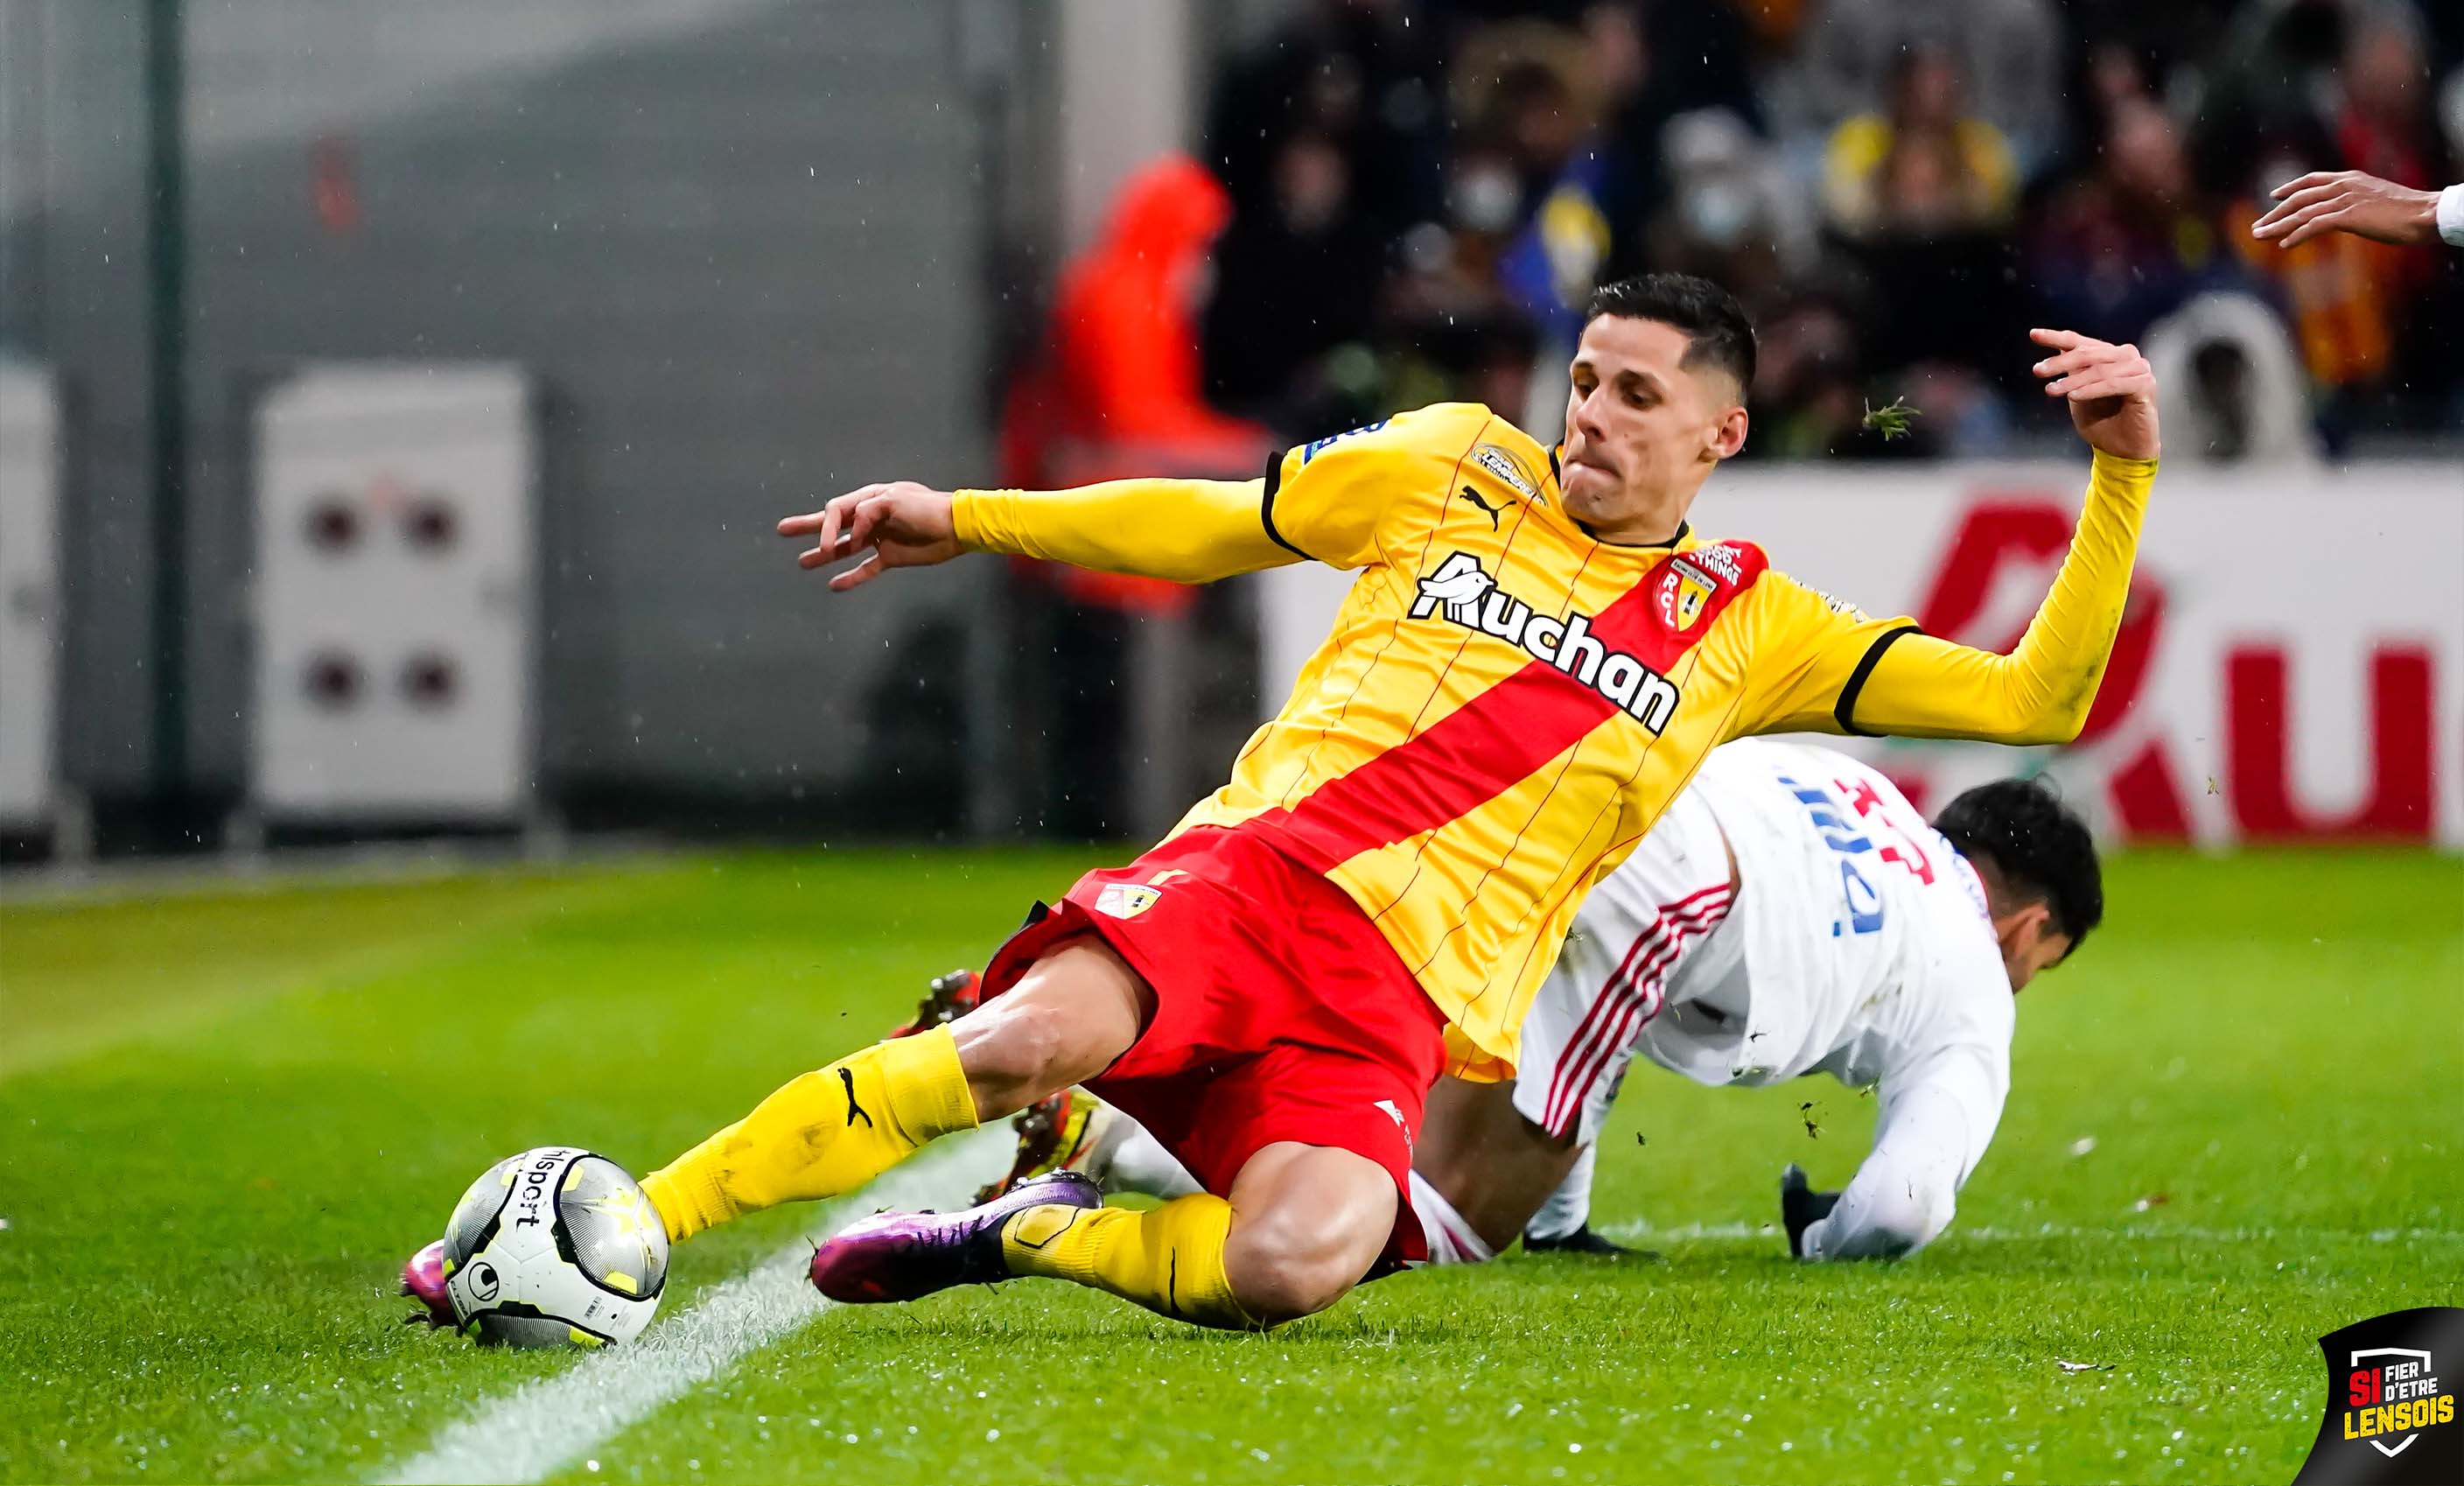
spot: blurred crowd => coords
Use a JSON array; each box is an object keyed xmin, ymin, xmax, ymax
[{"xmin": 1032, "ymin": 0, "xmax": 2463, "ymax": 469}]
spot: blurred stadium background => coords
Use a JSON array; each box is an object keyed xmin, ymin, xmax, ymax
[
  {"xmin": 3, "ymin": 6, "xmax": 2460, "ymax": 1482},
  {"xmin": 1, "ymin": 0, "xmax": 2458, "ymax": 866}
]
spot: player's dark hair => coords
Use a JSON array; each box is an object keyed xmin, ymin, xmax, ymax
[
  {"xmin": 1586, "ymin": 273, "xmax": 1758, "ymax": 392},
  {"xmin": 1932, "ymin": 776, "xmax": 2104, "ymax": 953}
]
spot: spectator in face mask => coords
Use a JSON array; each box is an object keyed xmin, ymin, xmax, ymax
[
  {"xmin": 1643, "ymin": 108, "xmax": 1818, "ymax": 311},
  {"xmin": 1460, "ymin": 27, "xmax": 1607, "ymax": 349}
]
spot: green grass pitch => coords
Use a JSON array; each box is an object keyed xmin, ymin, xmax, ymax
[{"xmin": 2, "ymin": 846, "xmax": 2457, "ymax": 1483}]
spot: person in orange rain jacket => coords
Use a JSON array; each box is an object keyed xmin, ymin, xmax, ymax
[
  {"xmin": 1004, "ymin": 153, "xmax": 1269, "ymax": 613},
  {"xmin": 1051, "ymin": 154, "xmax": 1267, "ymax": 457}
]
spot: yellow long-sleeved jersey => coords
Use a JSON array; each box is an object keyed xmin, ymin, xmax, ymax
[{"xmin": 956, "ymin": 403, "xmax": 2154, "ymax": 1074}]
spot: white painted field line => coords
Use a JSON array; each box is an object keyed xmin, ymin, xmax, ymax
[
  {"xmin": 1597, "ymin": 1218, "xmax": 2464, "ymax": 1245},
  {"xmin": 378, "ymin": 1125, "xmax": 1010, "ymax": 1486}
]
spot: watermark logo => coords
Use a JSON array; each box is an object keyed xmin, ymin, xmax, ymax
[{"xmin": 2294, "ymin": 1307, "xmax": 2461, "ymax": 1484}]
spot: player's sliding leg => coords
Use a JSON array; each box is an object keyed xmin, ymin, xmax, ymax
[
  {"xmin": 641, "ymin": 940, "xmax": 1151, "ymax": 1244},
  {"xmin": 816, "ymin": 1137, "xmax": 1397, "ymax": 1329},
  {"xmin": 998, "ymin": 1189, "xmax": 1256, "ymax": 1324},
  {"xmin": 815, "ymin": 824, "xmax": 1448, "ymax": 1328},
  {"xmin": 639, "ymin": 1026, "xmax": 975, "ymax": 1243}
]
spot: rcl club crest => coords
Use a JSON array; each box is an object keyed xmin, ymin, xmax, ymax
[
  {"xmin": 2294, "ymin": 1307, "xmax": 2463, "ymax": 1484},
  {"xmin": 1656, "ymin": 556, "xmax": 1720, "ymax": 634}
]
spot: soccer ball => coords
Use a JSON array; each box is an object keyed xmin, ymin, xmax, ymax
[{"xmin": 439, "ymin": 1146, "xmax": 668, "ymax": 1348}]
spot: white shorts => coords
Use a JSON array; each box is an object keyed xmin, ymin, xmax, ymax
[{"xmin": 1512, "ymin": 789, "xmax": 1737, "ymax": 1145}]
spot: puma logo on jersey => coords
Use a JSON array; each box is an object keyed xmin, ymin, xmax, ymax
[
  {"xmin": 1409, "ymin": 551, "xmax": 1681, "ymax": 733},
  {"xmin": 1457, "ymin": 485, "xmax": 1505, "ymax": 529},
  {"xmin": 839, "ymin": 1067, "xmax": 874, "ymax": 1129}
]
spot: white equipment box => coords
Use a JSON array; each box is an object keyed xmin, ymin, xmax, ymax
[
  {"xmin": 249, "ymin": 364, "xmax": 536, "ymax": 823},
  {"xmin": 0, "ymin": 358, "xmax": 62, "ymax": 830}
]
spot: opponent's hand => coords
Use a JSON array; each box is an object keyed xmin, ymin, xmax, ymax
[
  {"xmin": 1779, "ymin": 1163, "xmax": 1841, "ymax": 1259},
  {"xmin": 2251, "ymin": 170, "xmax": 2440, "ymax": 249},
  {"xmin": 778, "ymin": 481, "xmax": 962, "ymax": 593},
  {"xmin": 2030, "ymin": 328, "xmax": 2159, "ymax": 461}
]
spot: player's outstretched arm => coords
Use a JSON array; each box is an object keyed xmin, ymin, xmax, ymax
[
  {"xmin": 779, "ymin": 476, "xmax": 1294, "ymax": 592},
  {"xmin": 1845, "ymin": 331, "xmax": 2159, "ymax": 745}
]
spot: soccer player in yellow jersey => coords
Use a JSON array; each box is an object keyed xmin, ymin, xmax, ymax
[{"xmin": 401, "ymin": 275, "xmax": 2161, "ymax": 1333}]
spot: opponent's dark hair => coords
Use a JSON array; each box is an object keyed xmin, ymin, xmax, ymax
[
  {"xmin": 1586, "ymin": 273, "xmax": 1758, "ymax": 392},
  {"xmin": 1931, "ymin": 776, "xmax": 2104, "ymax": 954}
]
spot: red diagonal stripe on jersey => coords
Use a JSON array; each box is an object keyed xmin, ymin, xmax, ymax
[{"xmin": 1254, "ymin": 544, "xmax": 1767, "ymax": 871}]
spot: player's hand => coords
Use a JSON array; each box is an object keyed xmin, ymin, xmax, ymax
[
  {"xmin": 777, "ymin": 481, "xmax": 962, "ymax": 593},
  {"xmin": 1779, "ymin": 1163, "xmax": 1841, "ymax": 1259},
  {"xmin": 2250, "ymin": 170, "xmax": 2440, "ymax": 249},
  {"xmin": 2029, "ymin": 328, "xmax": 2159, "ymax": 461}
]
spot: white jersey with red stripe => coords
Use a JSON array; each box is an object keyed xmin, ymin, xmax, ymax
[{"xmin": 1511, "ymin": 739, "xmax": 2014, "ymax": 1236}]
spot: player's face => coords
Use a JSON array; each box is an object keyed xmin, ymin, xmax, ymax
[{"xmin": 1560, "ymin": 315, "xmax": 1748, "ymax": 532}]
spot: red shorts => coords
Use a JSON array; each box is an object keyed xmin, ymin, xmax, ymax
[{"xmin": 978, "ymin": 824, "xmax": 1446, "ymax": 1265}]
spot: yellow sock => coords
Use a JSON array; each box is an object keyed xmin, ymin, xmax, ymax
[
  {"xmin": 999, "ymin": 1195, "xmax": 1258, "ymax": 1330},
  {"xmin": 642, "ymin": 1027, "xmax": 977, "ymax": 1243}
]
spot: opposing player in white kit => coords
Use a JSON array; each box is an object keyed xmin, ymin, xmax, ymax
[
  {"xmin": 995, "ymin": 739, "xmax": 2102, "ymax": 1265},
  {"xmin": 1408, "ymin": 736, "xmax": 2100, "ymax": 1264}
]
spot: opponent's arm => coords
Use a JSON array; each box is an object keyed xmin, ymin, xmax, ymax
[
  {"xmin": 1792, "ymin": 1045, "xmax": 2006, "ymax": 1262},
  {"xmin": 2251, "ymin": 170, "xmax": 2464, "ymax": 249},
  {"xmin": 1743, "ymin": 331, "xmax": 2159, "ymax": 745}
]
